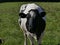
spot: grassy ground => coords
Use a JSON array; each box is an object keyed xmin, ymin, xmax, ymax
[{"xmin": 0, "ymin": 2, "xmax": 60, "ymax": 45}]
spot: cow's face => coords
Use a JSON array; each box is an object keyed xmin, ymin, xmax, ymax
[
  {"xmin": 19, "ymin": 9, "xmax": 46, "ymax": 33},
  {"xmin": 19, "ymin": 10, "xmax": 37, "ymax": 31}
]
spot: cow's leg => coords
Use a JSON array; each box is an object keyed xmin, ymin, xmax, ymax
[
  {"xmin": 24, "ymin": 32, "xmax": 28, "ymax": 45},
  {"xmin": 29, "ymin": 35, "xmax": 34, "ymax": 45},
  {"xmin": 27, "ymin": 32, "xmax": 36, "ymax": 45},
  {"xmin": 37, "ymin": 31, "xmax": 45, "ymax": 45}
]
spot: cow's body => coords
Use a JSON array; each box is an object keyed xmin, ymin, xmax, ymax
[{"xmin": 18, "ymin": 3, "xmax": 46, "ymax": 45}]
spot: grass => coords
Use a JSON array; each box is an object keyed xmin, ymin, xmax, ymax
[{"xmin": 0, "ymin": 2, "xmax": 60, "ymax": 45}]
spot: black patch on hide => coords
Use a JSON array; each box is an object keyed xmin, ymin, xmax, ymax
[{"xmin": 26, "ymin": 10, "xmax": 46, "ymax": 37}]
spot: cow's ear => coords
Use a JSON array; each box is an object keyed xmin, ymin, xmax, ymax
[
  {"xmin": 19, "ymin": 13, "xmax": 22, "ymax": 16},
  {"xmin": 19, "ymin": 13, "xmax": 27, "ymax": 18},
  {"xmin": 40, "ymin": 12, "xmax": 46, "ymax": 17}
]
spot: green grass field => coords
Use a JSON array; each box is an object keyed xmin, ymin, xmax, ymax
[{"xmin": 0, "ymin": 2, "xmax": 60, "ymax": 45}]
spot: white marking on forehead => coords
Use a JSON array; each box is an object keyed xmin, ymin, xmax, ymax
[
  {"xmin": 19, "ymin": 4, "xmax": 27, "ymax": 13},
  {"xmin": 23, "ymin": 3, "xmax": 39, "ymax": 14},
  {"xmin": 23, "ymin": 3, "xmax": 45, "ymax": 14}
]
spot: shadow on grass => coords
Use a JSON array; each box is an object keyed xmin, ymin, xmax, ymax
[{"xmin": 0, "ymin": 19, "xmax": 2, "ymax": 22}]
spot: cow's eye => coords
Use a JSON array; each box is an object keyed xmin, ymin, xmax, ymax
[{"xmin": 19, "ymin": 13, "xmax": 27, "ymax": 18}]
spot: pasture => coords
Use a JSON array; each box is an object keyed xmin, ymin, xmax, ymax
[{"xmin": 0, "ymin": 2, "xmax": 60, "ymax": 45}]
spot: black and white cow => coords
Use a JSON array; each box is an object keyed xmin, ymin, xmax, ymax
[{"xmin": 18, "ymin": 3, "xmax": 46, "ymax": 45}]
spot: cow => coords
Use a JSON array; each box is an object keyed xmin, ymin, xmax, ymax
[{"xmin": 18, "ymin": 3, "xmax": 46, "ymax": 45}]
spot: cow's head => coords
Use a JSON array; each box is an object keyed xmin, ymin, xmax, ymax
[{"xmin": 19, "ymin": 3, "xmax": 46, "ymax": 33}]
